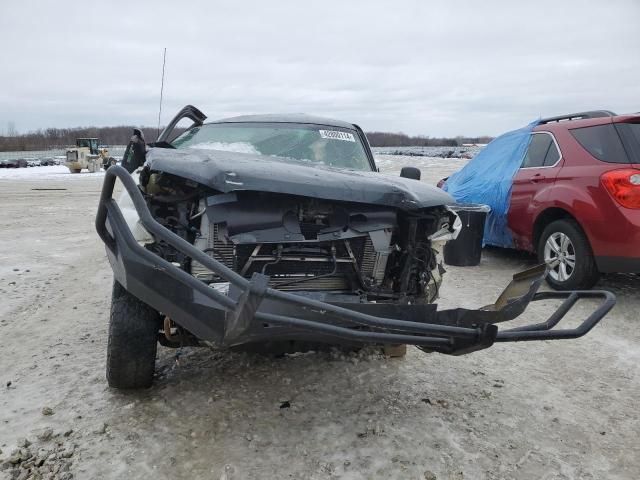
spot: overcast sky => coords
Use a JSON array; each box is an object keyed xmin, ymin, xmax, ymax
[{"xmin": 1, "ymin": 0, "xmax": 638, "ymax": 137}]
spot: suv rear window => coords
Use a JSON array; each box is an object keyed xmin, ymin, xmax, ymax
[
  {"xmin": 570, "ymin": 124, "xmax": 630, "ymax": 164},
  {"xmin": 614, "ymin": 122, "xmax": 640, "ymax": 164}
]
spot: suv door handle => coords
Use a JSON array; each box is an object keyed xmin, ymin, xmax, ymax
[{"xmin": 530, "ymin": 173, "xmax": 546, "ymax": 183}]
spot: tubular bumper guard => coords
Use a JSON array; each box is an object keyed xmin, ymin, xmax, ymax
[{"xmin": 96, "ymin": 166, "xmax": 615, "ymax": 355}]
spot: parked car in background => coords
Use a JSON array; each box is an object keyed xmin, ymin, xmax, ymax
[
  {"xmin": 25, "ymin": 157, "xmax": 41, "ymax": 167},
  {"xmin": 2, "ymin": 158, "xmax": 28, "ymax": 168},
  {"xmin": 444, "ymin": 111, "xmax": 640, "ymax": 290}
]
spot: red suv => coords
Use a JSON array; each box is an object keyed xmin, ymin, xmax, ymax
[{"xmin": 504, "ymin": 111, "xmax": 640, "ymax": 289}]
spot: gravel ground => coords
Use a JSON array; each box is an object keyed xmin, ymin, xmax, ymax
[{"xmin": 0, "ymin": 157, "xmax": 638, "ymax": 479}]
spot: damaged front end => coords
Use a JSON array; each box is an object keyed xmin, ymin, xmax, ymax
[
  {"xmin": 165, "ymin": 187, "xmax": 455, "ymax": 303},
  {"xmin": 97, "ymin": 166, "xmax": 614, "ymax": 355}
]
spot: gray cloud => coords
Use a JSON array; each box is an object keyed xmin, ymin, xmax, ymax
[{"xmin": 0, "ymin": 0, "xmax": 638, "ymax": 136}]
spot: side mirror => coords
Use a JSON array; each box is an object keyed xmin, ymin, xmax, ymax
[
  {"xmin": 121, "ymin": 129, "xmax": 146, "ymax": 173},
  {"xmin": 400, "ymin": 166, "xmax": 421, "ymax": 180}
]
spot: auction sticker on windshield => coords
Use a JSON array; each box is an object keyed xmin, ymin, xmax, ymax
[{"xmin": 319, "ymin": 130, "xmax": 356, "ymax": 142}]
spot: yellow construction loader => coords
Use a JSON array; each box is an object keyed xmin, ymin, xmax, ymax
[{"xmin": 65, "ymin": 138, "xmax": 116, "ymax": 173}]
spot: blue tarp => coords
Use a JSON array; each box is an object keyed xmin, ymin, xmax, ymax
[{"xmin": 443, "ymin": 120, "xmax": 538, "ymax": 248}]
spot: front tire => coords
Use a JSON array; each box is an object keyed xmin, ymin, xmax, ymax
[
  {"xmin": 538, "ymin": 219, "xmax": 599, "ymax": 290},
  {"xmin": 106, "ymin": 281, "xmax": 161, "ymax": 389}
]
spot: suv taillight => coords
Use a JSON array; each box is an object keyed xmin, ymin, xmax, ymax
[{"xmin": 601, "ymin": 169, "xmax": 640, "ymax": 209}]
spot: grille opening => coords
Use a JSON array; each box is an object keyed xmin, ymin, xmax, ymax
[{"xmin": 192, "ymin": 223, "xmax": 381, "ymax": 292}]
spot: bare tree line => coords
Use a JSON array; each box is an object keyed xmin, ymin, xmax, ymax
[
  {"xmin": 366, "ymin": 131, "xmax": 493, "ymax": 147},
  {"xmin": 0, "ymin": 124, "xmax": 493, "ymax": 152},
  {"xmin": 0, "ymin": 126, "xmax": 165, "ymax": 151}
]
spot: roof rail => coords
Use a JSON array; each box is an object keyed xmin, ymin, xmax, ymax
[{"xmin": 539, "ymin": 110, "xmax": 617, "ymax": 124}]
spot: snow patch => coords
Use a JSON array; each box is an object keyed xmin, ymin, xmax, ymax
[
  {"xmin": 189, "ymin": 142, "xmax": 260, "ymax": 155},
  {"xmin": 0, "ymin": 165, "xmax": 105, "ymax": 180}
]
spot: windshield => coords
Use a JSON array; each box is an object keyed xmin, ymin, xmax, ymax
[
  {"xmin": 77, "ymin": 138, "xmax": 98, "ymax": 154},
  {"xmin": 171, "ymin": 122, "xmax": 372, "ymax": 171}
]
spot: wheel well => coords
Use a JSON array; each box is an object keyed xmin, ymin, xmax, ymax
[{"xmin": 533, "ymin": 208, "xmax": 577, "ymax": 249}]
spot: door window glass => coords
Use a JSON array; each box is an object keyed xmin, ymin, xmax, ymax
[
  {"xmin": 522, "ymin": 133, "xmax": 552, "ymax": 168},
  {"xmin": 543, "ymin": 139, "xmax": 560, "ymax": 166}
]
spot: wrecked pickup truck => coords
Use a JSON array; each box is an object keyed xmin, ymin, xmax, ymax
[{"xmin": 96, "ymin": 105, "xmax": 615, "ymax": 389}]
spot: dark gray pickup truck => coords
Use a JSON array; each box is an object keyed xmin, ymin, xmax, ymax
[{"xmin": 96, "ymin": 105, "xmax": 614, "ymax": 389}]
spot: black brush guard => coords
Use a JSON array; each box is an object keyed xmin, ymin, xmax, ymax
[{"xmin": 96, "ymin": 166, "xmax": 615, "ymax": 355}]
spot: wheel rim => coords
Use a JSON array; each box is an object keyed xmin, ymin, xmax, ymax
[{"xmin": 543, "ymin": 232, "xmax": 576, "ymax": 282}]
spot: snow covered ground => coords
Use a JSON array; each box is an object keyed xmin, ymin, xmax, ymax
[
  {"xmin": 0, "ymin": 156, "xmax": 638, "ymax": 479},
  {"xmin": 0, "ymin": 165, "xmax": 105, "ymax": 180},
  {"xmin": 0, "ymin": 155, "xmax": 463, "ymax": 184}
]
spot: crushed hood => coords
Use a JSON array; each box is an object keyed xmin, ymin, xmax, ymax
[{"xmin": 146, "ymin": 148, "xmax": 453, "ymax": 211}]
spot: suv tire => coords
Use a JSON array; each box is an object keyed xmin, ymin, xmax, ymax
[
  {"xmin": 106, "ymin": 281, "xmax": 160, "ymax": 389},
  {"xmin": 538, "ymin": 219, "xmax": 599, "ymax": 290}
]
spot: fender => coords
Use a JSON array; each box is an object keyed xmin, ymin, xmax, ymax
[
  {"xmin": 533, "ymin": 182, "xmax": 607, "ymax": 250},
  {"xmin": 509, "ymin": 180, "xmax": 559, "ymax": 252}
]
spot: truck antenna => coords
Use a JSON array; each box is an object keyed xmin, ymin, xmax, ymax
[{"xmin": 157, "ymin": 48, "xmax": 167, "ymax": 138}]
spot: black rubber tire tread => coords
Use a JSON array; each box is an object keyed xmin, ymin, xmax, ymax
[
  {"xmin": 106, "ymin": 281, "xmax": 160, "ymax": 389},
  {"xmin": 538, "ymin": 219, "xmax": 600, "ymax": 290}
]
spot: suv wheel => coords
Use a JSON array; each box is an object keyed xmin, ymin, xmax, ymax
[
  {"xmin": 538, "ymin": 219, "xmax": 599, "ymax": 290},
  {"xmin": 106, "ymin": 281, "xmax": 161, "ymax": 389}
]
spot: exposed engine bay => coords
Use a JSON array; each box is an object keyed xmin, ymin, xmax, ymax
[{"xmin": 137, "ymin": 169, "xmax": 458, "ymax": 304}]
